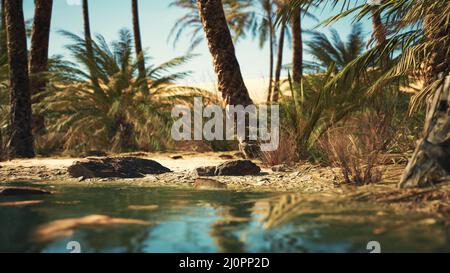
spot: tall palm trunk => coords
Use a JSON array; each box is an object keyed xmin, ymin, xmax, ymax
[
  {"xmin": 291, "ymin": 6, "xmax": 302, "ymax": 83},
  {"xmin": 1, "ymin": 0, "xmax": 6, "ymax": 53},
  {"xmin": 197, "ymin": 0, "xmax": 259, "ymax": 158},
  {"xmin": 371, "ymin": 3, "xmax": 389, "ymax": 66},
  {"xmin": 371, "ymin": 9, "xmax": 386, "ymax": 46},
  {"xmin": 271, "ymin": 18, "xmax": 286, "ymax": 102},
  {"xmin": 29, "ymin": 0, "xmax": 53, "ymax": 133},
  {"xmin": 131, "ymin": 0, "xmax": 149, "ymax": 95},
  {"xmin": 4, "ymin": 0, "xmax": 35, "ymax": 158},
  {"xmin": 82, "ymin": 0, "xmax": 99, "ymax": 90},
  {"xmin": 267, "ymin": 0, "xmax": 274, "ymax": 102},
  {"xmin": 197, "ymin": 0, "xmax": 252, "ymax": 106},
  {"xmin": 399, "ymin": 16, "xmax": 450, "ymax": 188}
]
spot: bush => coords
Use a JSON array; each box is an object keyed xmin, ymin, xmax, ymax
[
  {"xmin": 261, "ymin": 132, "xmax": 297, "ymax": 166},
  {"xmin": 319, "ymin": 113, "xmax": 387, "ymax": 185}
]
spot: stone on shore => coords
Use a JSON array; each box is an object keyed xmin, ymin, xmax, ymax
[
  {"xmin": 68, "ymin": 157, "xmax": 171, "ymax": 179},
  {"xmin": 194, "ymin": 166, "xmax": 217, "ymax": 177}
]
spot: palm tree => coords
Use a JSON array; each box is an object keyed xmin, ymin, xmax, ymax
[
  {"xmin": 131, "ymin": 0, "xmax": 150, "ymax": 95},
  {"xmin": 4, "ymin": 0, "xmax": 35, "ymax": 158},
  {"xmin": 82, "ymin": 0, "xmax": 100, "ymax": 91},
  {"xmin": 271, "ymin": 0, "xmax": 289, "ymax": 102},
  {"xmin": 306, "ymin": 23, "xmax": 365, "ymax": 72},
  {"xmin": 41, "ymin": 29, "xmax": 209, "ymax": 153},
  {"xmin": 196, "ymin": 0, "xmax": 259, "ymax": 158},
  {"xmin": 370, "ymin": 0, "xmax": 386, "ymax": 46},
  {"xmin": 169, "ymin": 0, "xmax": 253, "ymax": 50},
  {"xmin": 0, "ymin": 0, "xmax": 6, "ymax": 53},
  {"xmin": 291, "ymin": 5, "xmax": 302, "ymax": 83},
  {"xmin": 249, "ymin": 0, "xmax": 276, "ymax": 101},
  {"xmin": 29, "ymin": 0, "xmax": 53, "ymax": 133},
  {"xmin": 298, "ymin": 0, "xmax": 450, "ymax": 187}
]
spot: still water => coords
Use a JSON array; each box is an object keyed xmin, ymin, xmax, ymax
[{"xmin": 1, "ymin": 184, "xmax": 449, "ymax": 253}]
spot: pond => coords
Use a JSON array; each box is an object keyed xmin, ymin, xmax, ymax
[{"xmin": 1, "ymin": 184, "xmax": 449, "ymax": 253}]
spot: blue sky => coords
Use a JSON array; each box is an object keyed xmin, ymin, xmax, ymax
[{"xmin": 23, "ymin": 0, "xmax": 372, "ymax": 84}]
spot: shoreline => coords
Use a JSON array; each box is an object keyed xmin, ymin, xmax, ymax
[{"xmin": 1, "ymin": 152, "xmax": 450, "ymax": 216}]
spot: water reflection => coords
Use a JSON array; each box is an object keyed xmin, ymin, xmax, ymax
[{"xmin": 0, "ymin": 185, "xmax": 449, "ymax": 253}]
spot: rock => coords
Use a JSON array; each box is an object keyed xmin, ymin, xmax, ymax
[
  {"xmin": 271, "ymin": 164, "xmax": 288, "ymax": 172},
  {"xmin": 219, "ymin": 154, "xmax": 234, "ymax": 160},
  {"xmin": 82, "ymin": 150, "xmax": 108, "ymax": 158},
  {"xmin": 194, "ymin": 178, "xmax": 227, "ymax": 190},
  {"xmin": 68, "ymin": 157, "xmax": 171, "ymax": 179},
  {"xmin": 194, "ymin": 166, "xmax": 217, "ymax": 177},
  {"xmin": 0, "ymin": 186, "xmax": 52, "ymax": 196},
  {"xmin": 215, "ymin": 160, "xmax": 261, "ymax": 176},
  {"xmin": 256, "ymin": 178, "xmax": 270, "ymax": 186},
  {"xmin": 170, "ymin": 155, "xmax": 183, "ymax": 160}
]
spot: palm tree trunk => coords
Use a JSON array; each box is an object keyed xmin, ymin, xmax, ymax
[
  {"xmin": 82, "ymin": 0, "xmax": 99, "ymax": 90},
  {"xmin": 371, "ymin": 9, "xmax": 386, "ymax": 46},
  {"xmin": 29, "ymin": 0, "xmax": 53, "ymax": 98},
  {"xmin": 29, "ymin": 0, "xmax": 53, "ymax": 134},
  {"xmin": 291, "ymin": 6, "xmax": 302, "ymax": 83},
  {"xmin": 1, "ymin": 0, "xmax": 6, "ymax": 53},
  {"xmin": 4, "ymin": 0, "xmax": 35, "ymax": 158},
  {"xmin": 371, "ymin": 5, "xmax": 389, "ymax": 66},
  {"xmin": 272, "ymin": 18, "xmax": 286, "ymax": 102},
  {"xmin": 267, "ymin": 1, "xmax": 274, "ymax": 102},
  {"xmin": 1, "ymin": 0, "xmax": 5, "ymax": 31},
  {"xmin": 131, "ymin": 0, "xmax": 149, "ymax": 95},
  {"xmin": 399, "ymin": 17, "xmax": 450, "ymax": 188},
  {"xmin": 197, "ymin": 0, "xmax": 259, "ymax": 158},
  {"xmin": 197, "ymin": 0, "xmax": 252, "ymax": 106}
]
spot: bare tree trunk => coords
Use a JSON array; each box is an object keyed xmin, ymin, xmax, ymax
[
  {"xmin": 29, "ymin": 0, "xmax": 53, "ymax": 134},
  {"xmin": 291, "ymin": 6, "xmax": 302, "ymax": 83},
  {"xmin": 399, "ymin": 16, "xmax": 450, "ymax": 188},
  {"xmin": 131, "ymin": 0, "xmax": 149, "ymax": 95},
  {"xmin": 5, "ymin": 0, "xmax": 35, "ymax": 158},
  {"xmin": 82, "ymin": 0, "xmax": 100, "ymax": 90},
  {"xmin": 197, "ymin": 0, "xmax": 259, "ymax": 158},
  {"xmin": 272, "ymin": 18, "xmax": 286, "ymax": 102}
]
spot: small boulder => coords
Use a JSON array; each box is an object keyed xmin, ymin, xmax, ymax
[
  {"xmin": 271, "ymin": 164, "xmax": 289, "ymax": 172},
  {"xmin": 194, "ymin": 166, "xmax": 217, "ymax": 177},
  {"xmin": 68, "ymin": 157, "xmax": 171, "ymax": 179},
  {"xmin": 82, "ymin": 150, "xmax": 108, "ymax": 158},
  {"xmin": 0, "ymin": 186, "xmax": 52, "ymax": 196},
  {"xmin": 218, "ymin": 154, "xmax": 234, "ymax": 160},
  {"xmin": 215, "ymin": 160, "xmax": 261, "ymax": 176}
]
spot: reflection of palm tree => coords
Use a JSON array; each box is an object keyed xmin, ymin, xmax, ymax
[
  {"xmin": 261, "ymin": 193, "xmax": 303, "ymax": 229},
  {"xmin": 194, "ymin": 193, "xmax": 255, "ymax": 253}
]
